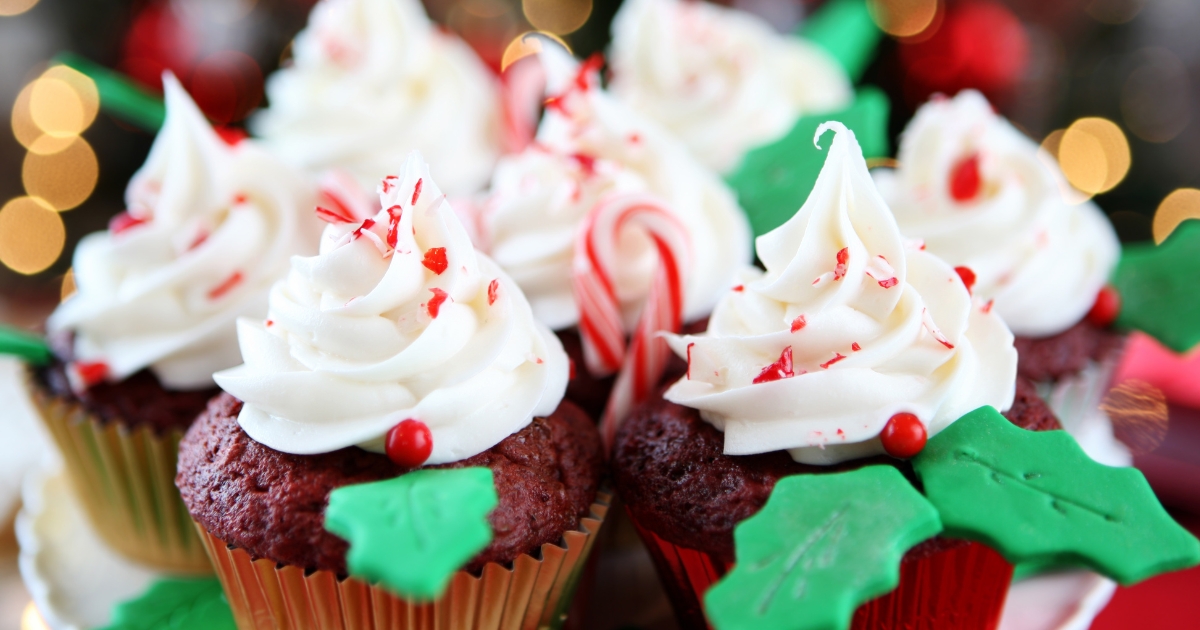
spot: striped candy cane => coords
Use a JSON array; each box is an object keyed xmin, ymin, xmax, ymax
[{"xmin": 573, "ymin": 193, "xmax": 690, "ymax": 451}]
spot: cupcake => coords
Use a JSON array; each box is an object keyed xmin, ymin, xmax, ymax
[
  {"xmin": 251, "ymin": 0, "xmax": 501, "ymax": 196},
  {"xmin": 871, "ymin": 91, "xmax": 1123, "ymax": 427},
  {"xmin": 27, "ymin": 75, "xmax": 319, "ymax": 574},
  {"xmin": 478, "ymin": 44, "xmax": 751, "ymax": 423},
  {"xmin": 178, "ymin": 153, "xmax": 607, "ymax": 629},
  {"xmin": 607, "ymin": 0, "xmax": 854, "ymax": 174},
  {"xmin": 612, "ymin": 123, "xmax": 1156, "ymax": 629}
]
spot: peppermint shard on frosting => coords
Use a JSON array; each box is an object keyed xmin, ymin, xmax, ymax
[
  {"xmin": 607, "ymin": 0, "xmax": 853, "ymax": 174},
  {"xmin": 872, "ymin": 90, "xmax": 1120, "ymax": 338},
  {"xmin": 665, "ymin": 123, "xmax": 1018, "ymax": 465},
  {"xmin": 479, "ymin": 42, "xmax": 752, "ymax": 333},
  {"xmin": 48, "ymin": 75, "xmax": 320, "ymax": 390},
  {"xmin": 215, "ymin": 152, "xmax": 569, "ymax": 465},
  {"xmin": 251, "ymin": 0, "xmax": 501, "ymax": 196}
]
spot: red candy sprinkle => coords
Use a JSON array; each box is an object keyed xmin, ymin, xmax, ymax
[
  {"xmin": 881, "ymin": 412, "xmax": 927, "ymax": 459},
  {"xmin": 109, "ymin": 211, "xmax": 148, "ymax": 234},
  {"xmin": 385, "ymin": 419, "xmax": 433, "ymax": 468},
  {"xmin": 820, "ymin": 353, "xmax": 847, "ymax": 370},
  {"xmin": 852, "ymin": 342, "xmax": 861, "ymax": 352},
  {"xmin": 982, "ymin": 299, "xmax": 995, "ymax": 313},
  {"xmin": 207, "ymin": 271, "xmax": 244, "ymax": 300},
  {"xmin": 487, "ymin": 279, "xmax": 499, "ymax": 305},
  {"xmin": 834, "ymin": 247, "xmax": 849, "ymax": 281},
  {"xmin": 732, "ymin": 285, "xmax": 744, "ymax": 292},
  {"xmin": 233, "ymin": 193, "xmax": 248, "ymax": 205},
  {"xmin": 73, "ymin": 361, "xmax": 109, "ymax": 388},
  {"xmin": 386, "ymin": 205, "xmax": 403, "ymax": 248},
  {"xmin": 381, "ymin": 175, "xmax": 398, "ymax": 193},
  {"xmin": 954, "ymin": 266, "xmax": 977, "ymax": 295},
  {"xmin": 877, "ymin": 277, "xmax": 898, "ymax": 289},
  {"xmin": 422, "ymin": 247, "xmax": 448, "ymax": 275},
  {"xmin": 790, "ymin": 315, "xmax": 807, "ymax": 333},
  {"xmin": 572, "ymin": 153, "xmax": 597, "ymax": 176},
  {"xmin": 686, "ymin": 342, "xmax": 696, "ymax": 380},
  {"xmin": 427, "ymin": 288, "xmax": 449, "ymax": 318},
  {"xmin": 1087, "ymin": 286, "xmax": 1121, "ymax": 328},
  {"xmin": 352, "ymin": 218, "xmax": 376, "ymax": 241},
  {"xmin": 753, "ymin": 347, "xmax": 794, "ymax": 384},
  {"xmin": 411, "ymin": 178, "xmax": 423, "ymax": 206},
  {"xmin": 949, "ymin": 153, "xmax": 983, "ymax": 202}
]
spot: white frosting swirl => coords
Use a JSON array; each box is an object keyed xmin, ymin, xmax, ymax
[
  {"xmin": 872, "ymin": 91, "xmax": 1120, "ymax": 338},
  {"xmin": 215, "ymin": 153, "xmax": 568, "ymax": 463},
  {"xmin": 251, "ymin": 0, "xmax": 501, "ymax": 196},
  {"xmin": 48, "ymin": 75, "xmax": 320, "ymax": 389},
  {"xmin": 479, "ymin": 44, "xmax": 752, "ymax": 332},
  {"xmin": 608, "ymin": 0, "xmax": 853, "ymax": 174},
  {"xmin": 665, "ymin": 123, "xmax": 1017, "ymax": 465}
]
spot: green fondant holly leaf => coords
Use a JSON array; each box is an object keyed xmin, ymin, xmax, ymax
[
  {"xmin": 97, "ymin": 578, "xmax": 235, "ymax": 630},
  {"xmin": 704, "ymin": 466, "xmax": 942, "ymax": 630},
  {"xmin": 325, "ymin": 467, "xmax": 498, "ymax": 600},
  {"xmin": 0, "ymin": 324, "xmax": 51, "ymax": 365},
  {"xmin": 800, "ymin": 0, "xmax": 883, "ymax": 81},
  {"xmin": 726, "ymin": 88, "xmax": 890, "ymax": 237},
  {"xmin": 1114, "ymin": 219, "xmax": 1200, "ymax": 353},
  {"xmin": 913, "ymin": 406, "xmax": 1200, "ymax": 585}
]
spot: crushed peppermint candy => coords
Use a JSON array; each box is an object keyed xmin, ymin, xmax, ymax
[
  {"xmin": 686, "ymin": 342, "xmax": 696, "ymax": 380},
  {"xmin": 426, "ymin": 288, "xmax": 450, "ymax": 318},
  {"xmin": 208, "ymin": 271, "xmax": 244, "ymax": 300},
  {"xmin": 921, "ymin": 307, "xmax": 955, "ymax": 349},
  {"xmin": 411, "ymin": 178, "xmax": 423, "ymax": 206},
  {"xmin": 833, "ymin": 247, "xmax": 850, "ymax": 281},
  {"xmin": 753, "ymin": 347, "xmax": 794, "ymax": 384},
  {"xmin": 487, "ymin": 279, "xmax": 499, "ymax": 305},
  {"xmin": 790, "ymin": 315, "xmax": 807, "ymax": 333},
  {"xmin": 820, "ymin": 353, "xmax": 847, "ymax": 369},
  {"xmin": 865, "ymin": 255, "xmax": 898, "ymax": 289},
  {"xmin": 422, "ymin": 247, "xmax": 448, "ymax": 275},
  {"xmin": 954, "ymin": 266, "xmax": 976, "ymax": 295}
]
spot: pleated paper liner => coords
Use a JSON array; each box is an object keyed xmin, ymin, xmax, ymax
[
  {"xmin": 26, "ymin": 369, "xmax": 213, "ymax": 575},
  {"xmin": 196, "ymin": 492, "xmax": 611, "ymax": 630},
  {"xmin": 628, "ymin": 509, "xmax": 1014, "ymax": 630}
]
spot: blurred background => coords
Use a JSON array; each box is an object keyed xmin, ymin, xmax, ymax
[{"xmin": 1, "ymin": 0, "xmax": 1199, "ymax": 628}]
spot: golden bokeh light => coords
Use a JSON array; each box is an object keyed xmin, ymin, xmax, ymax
[
  {"xmin": 523, "ymin": 0, "xmax": 592, "ymax": 35},
  {"xmin": 0, "ymin": 197, "xmax": 66, "ymax": 275},
  {"xmin": 1057, "ymin": 118, "xmax": 1130, "ymax": 195},
  {"xmin": 1101, "ymin": 379, "xmax": 1168, "ymax": 456},
  {"xmin": 22, "ymin": 137, "xmax": 99, "ymax": 211},
  {"xmin": 61, "ymin": 267, "xmax": 76, "ymax": 301},
  {"xmin": 12, "ymin": 66, "xmax": 99, "ymax": 155},
  {"xmin": 0, "ymin": 0, "xmax": 39, "ymax": 17},
  {"xmin": 21, "ymin": 603, "xmax": 50, "ymax": 630},
  {"xmin": 1152, "ymin": 188, "xmax": 1200, "ymax": 245},
  {"xmin": 868, "ymin": 0, "xmax": 939, "ymax": 38},
  {"xmin": 501, "ymin": 31, "xmax": 571, "ymax": 72}
]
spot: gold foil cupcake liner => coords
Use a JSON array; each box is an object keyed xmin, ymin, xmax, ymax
[
  {"xmin": 27, "ymin": 370, "xmax": 213, "ymax": 574},
  {"xmin": 196, "ymin": 492, "xmax": 610, "ymax": 630}
]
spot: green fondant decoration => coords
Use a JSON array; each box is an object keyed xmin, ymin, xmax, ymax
[
  {"xmin": 0, "ymin": 324, "xmax": 50, "ymax": 365},
  {"xmin": 725, "ymin": 88, "xmax": 890, "ymax": 237},
  {"xmin": 97, "ymin": 578, "xmax": 235, "ymax": 630},
  {"xmin": 913, "ymin": 406, "xmax": 1200, "ymax": 585},
  {"xmin": 704, "ymin": 466, "xmax": 942, "ymax": 630},
  {"xmin": 1114, "ymin": 219, "xmax": 1200, "ymax": 353},
  {"xmin": 325, "ymin": 467, "xmax": 499, "ymax": 600},
  {"xmin": 800, "ymin": 0, "xmax": 884, "ymax": 81},
  {"xmin": 55, "ymin": 52, "xmax": 166, "ymax": 132}
]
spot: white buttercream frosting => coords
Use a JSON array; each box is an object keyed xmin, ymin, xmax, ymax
[
  {"xmin": 872, "ymin": 91, "xmax": 1120, "ymax": 338},
  {"xmin": 251, "ymin": 0, "xmax": 501, "ymax": 196},
  {"xmin": 665, "ymin": 123, "xmax": 1017, "ymax": 465},
  {"xmin": 479, "ymin": 44, "xmax": 752, "ymax": 332},
  {"xmin": 48, "ymin": 75, "xmax": 320, "ymax": 389},
  {"xmin": 215, "ymin": 153, "xmax": 569, "ymax": 463},
  {"xmin": 608, "ymin": 0, "xmax": 853, "ymax": 174}
]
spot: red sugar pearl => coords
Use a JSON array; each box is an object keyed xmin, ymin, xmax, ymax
[
  {"xmin": 949, "ymin": 153, "xmax": 983, "ymax": 202},
  {"xmin": 386, "ymin": 419, "xmax": 433, "ymax": 468},
  {"xmin": 1087, "ymin": 285, "xmax": 1121, "ymax": 328},
  {"xmin": 881, "ymin": 412, "xmax": 927, "ymax": 459}
]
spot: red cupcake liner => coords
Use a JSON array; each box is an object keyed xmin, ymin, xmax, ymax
[{"xmin": 628, "ymin": 508, "xmax": 1013, "ymax": 630}]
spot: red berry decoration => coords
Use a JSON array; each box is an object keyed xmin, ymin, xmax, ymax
[
  {"xmin": 949, "ymin": 154, "xmax": 983, "ymax": 202},
  {"xmin": 881, "ymin": 412, "xmax": 928, "ymax": 459},
  {"xmin": 1087, "ymin": 285, "xmax": 1122, "ymax": 328},
  {"xmin": 386, "ymin": 419, "xmax": 433, "ymax": 468}
]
